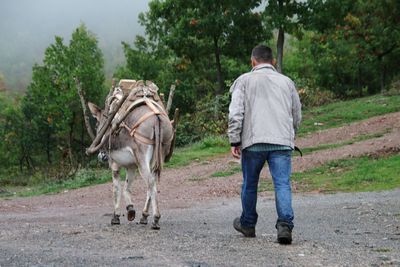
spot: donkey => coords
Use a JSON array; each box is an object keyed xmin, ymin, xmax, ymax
[{"xmin": 86, "ymin": 80, "xmax": 174, "ymax": 229}]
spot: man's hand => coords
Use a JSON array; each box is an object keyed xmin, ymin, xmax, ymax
[{"xmin": 231, "ymin": 146, "xmax": 241, "ymax": 159}]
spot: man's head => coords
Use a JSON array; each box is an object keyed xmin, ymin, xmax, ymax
[{"xmin": 251, "ymin": 45, "xmax": 273, "ymax": 67}]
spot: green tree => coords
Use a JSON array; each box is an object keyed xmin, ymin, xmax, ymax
[
  {"xmin": 304, "ymin": 0, "xmax": 355, "ymax": 33},
  {"xmin": 139, "ymin": 0, "xmax": 266, "ymax": 94},
  {"xmin": 305, "ymin": 0, "xmax": 400, "ymax": 96},
  {"xmin": 0, "ymin": 93, "xmax": 27, "ymax": 170},
  {"xmin": 263, "ymin": 0, "xmax": 307, "ymax": 73},
  {"xmin": 21, "ymin": 24, "xmax": 105, "ymax": 173},
  {"xmin": 341, "ymin": 0, "xmax": 400, "ymax": 92}
]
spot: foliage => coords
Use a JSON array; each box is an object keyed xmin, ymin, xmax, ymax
[
  {"xmin": 19, "ymin": 24, "xmax": 105, "ymax": 174},
  {"xmin": 139, "ymin": 0, "xmax": 267, "ymax": 94},
  {"xmin": 304, "ymin": 0, "xmax": 355, "ymax": 33},
  {"xmin": 263, "ymin": 0, "xmax": 307, "ymax": 72},
  {"xmin": 283, "ymin": 33, "xmax": 337, "ymax": 107},
  {"xmin": 384, "ymin": 76, "xmax": 400, "ymax": 96},
  {"xmin": 175, "ymin": 91, "xmax": 230, "ymax": 145},
  {"xmin": 305, "ymin": 0, "xmax": 400, "ymax": 96},
  {"xmin": 0, "ymin": 93, "xmax": 29, "ymax": 170}
]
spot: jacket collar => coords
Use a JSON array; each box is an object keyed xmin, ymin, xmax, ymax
[{"xmin": 252, "ymin": 63, "xmax": 276, "ymax": 72}]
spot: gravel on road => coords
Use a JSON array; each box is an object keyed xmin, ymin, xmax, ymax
[{"xmin": 1, "ymin": 189, "xmax": 399, "ymax": 267}]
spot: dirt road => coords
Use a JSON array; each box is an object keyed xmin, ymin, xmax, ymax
[
  {"xmin": 1, "ymin": 112, "xmax": 399, "ymax": 266},
  {"xmin": 1, "ymin": 190, "xmax": 399, "ymax": 267}
]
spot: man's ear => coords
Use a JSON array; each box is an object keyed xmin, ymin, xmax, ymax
[
  {"xmin": 251, "ymin": 58, "xmax": 257, "ymax": 68},
  {"xmin": 88, "ymin": 102, "xmax": 101, "ymax": 121}
]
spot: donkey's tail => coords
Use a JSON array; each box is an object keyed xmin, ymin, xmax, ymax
[{"xmin": 153, "ymin": 115, "xmax": 163, "ymax": 181}]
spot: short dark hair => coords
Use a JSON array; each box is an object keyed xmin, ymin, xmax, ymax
[{"xmin": 251, "ymin": 45, "xmax": 273, "ymax": 63}]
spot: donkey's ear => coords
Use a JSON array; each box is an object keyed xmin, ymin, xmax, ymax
[{"xmin": 88, "ymin": 102, "xmax": 102, "ymax": 121}]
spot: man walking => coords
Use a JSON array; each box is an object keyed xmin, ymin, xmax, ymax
[{"xmin": 228, "ymin": 45, "xmax": 301, "ymax": 244}]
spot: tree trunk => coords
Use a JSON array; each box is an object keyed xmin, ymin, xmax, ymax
[
  {"xmin": 68, "ymin": 114, "xmax": 75, "ymax": 167},
  {"xmin": 46, "ymin": 130, "xmax": 52, "ymax": 164},
  {"xmin": 75, "ymin": 78, "xmax": 95, "ymax": 141},
  {"xmin": 166, "ymin": 84, "xmax": 176, "ymax": 116},
  {"xmin": 380, "ymin": 58, "xmax": 386, "ymax": 94},
  {"xmin": 81, "ymin": 120, "xmax": 85, "ymax": 166},
  {"xmin": 358, "ymin": 64, "xmax": 362, "ymax": 97},
  {"xmin": 375, "ymin": 46, "xmax": 395, "ymax": 94},
  {"xmin": 213, "ymin": 35, "xmax": 224, "ymax": 94},
  {"xmin": 276, "ymin": 27, "xmax": 284, "ymax": 74}
]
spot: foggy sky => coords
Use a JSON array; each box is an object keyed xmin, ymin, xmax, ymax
[{"xmin": 0, "ymin": 0, "xmax": 150, "ymax": 90}]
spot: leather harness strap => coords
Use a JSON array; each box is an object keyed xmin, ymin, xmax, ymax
[
  {"xmin": 129, "ymin": 111, "xmax": 159, "ymax": 136},
  {"xmin": 133, "ymin": 131, "xmax": 155, "ymax": 145},
  {"xmin": 118, "ymin": 98, "xmax": 170, "ymax": 145}
]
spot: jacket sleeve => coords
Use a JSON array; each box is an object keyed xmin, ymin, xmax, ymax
[
  {"xmin": 228, "ymin": 79, "xmax": 245, "ymax": 146},
  {"xmin": 291, "ymin": 82, "xmax": 302, "ymax": 135}
]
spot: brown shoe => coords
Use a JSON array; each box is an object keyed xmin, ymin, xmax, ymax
[{"xmin": 233, "ymin": 217, "xmax": 255, "ymax": 237}]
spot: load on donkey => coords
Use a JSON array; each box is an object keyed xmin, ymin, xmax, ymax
[{"xmin": 77, "ymin": 79, "xmax": 179, "ymax": 229}]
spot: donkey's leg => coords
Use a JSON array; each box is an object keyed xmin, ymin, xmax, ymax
[
  {"xmin": 140, "ymin": 190, "xmax": 151, "ymax": 225},
  {"xmin": 124, "ymin": 167, "xmax": 137, "ymax": 221},
  {"xmin": 111, "ymin": 163, "xmax": 122, "ymax": 225},
  {"xmin": 137, "ymin": 145, "xmax": 160, "ymax": 229},
  {"xmin": 149, "ymin": 174, "xmax": 161, "ymax": 230},
  {"xmin": 139, "ymin": 171, "xmax": 160, "ymax": 229},
  {"xmin": 138, "ymin": 146, "xmax": 152, "ymax": 225}
]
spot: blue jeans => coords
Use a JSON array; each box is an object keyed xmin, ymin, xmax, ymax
[{"xmin": 240, "ymin": 149, "xmax": 294, "ymax": 229}]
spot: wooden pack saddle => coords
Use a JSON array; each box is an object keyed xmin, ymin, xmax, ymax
[{"xmin": 109, "ymin": 79, "xmax": 171, "ymax": 145}]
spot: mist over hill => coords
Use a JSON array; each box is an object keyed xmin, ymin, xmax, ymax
[{"xmin": 0, "ymin": 0, "xmax": 150, "ymax": 91}]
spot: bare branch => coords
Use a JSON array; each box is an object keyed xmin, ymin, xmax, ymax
[
  {"xmin": 86, "ymin": 93, "xmax": 128, "ymax": 155},
  {"xmin": 166, "ymin": 84, "xmax": 176, "ymax": 116},
  {"xmin": 75, "ymin": 78, "xmax": 95, "ymax": 140},
  {"xmin": 160, "ymin": 93, "xmax": 165, "ymax": 106},
  {"xmin": 172, "ymin": 108, "xmax": 180, "ymax": 130},
  {"xmin": 104, "ymin": 78, "xmax": 116, "ymax": 114},
  {"xmin": 165, "ymin": 108, "xmax": 180, "ymax": 163}
]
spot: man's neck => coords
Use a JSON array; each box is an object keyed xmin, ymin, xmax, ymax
[{"xmin": 252, "ymin": 63, "xmax": 275, "ymax": 71}]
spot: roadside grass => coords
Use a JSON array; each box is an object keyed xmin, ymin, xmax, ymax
[
  {"xmin": 211, "ymin": 165, "xmax": 241, "ymax": 178},
  {"xmin": 0, "ymin": 168, "xmax": 110, "ymax": 197},
  {"xmin": 165, "ymin": 136, "xmax": 229, "ymax": 168},
  {"xmin": 298, "ymin": 94, "xmax": 400, "ymax": 136},
  {"xmin": 259, "ymin": 153, "xmax": 400, "ymax": 193}
]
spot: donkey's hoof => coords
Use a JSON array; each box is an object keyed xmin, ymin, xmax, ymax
[
  {"xmin": 126, "ymin": 205, "xmax": 136, "ymax": 221},
  {"xmin": 151, "ymin": 215, "xmax": 161, "ymax": 230},
  {"xmin": 140, "ymin": 213, "xmax": 149, "ymax": 225},
  {"xmin": 139, "ymin": 216, "xmax": 148, "ymax": 225},
  {"xmin": 151, "ymin": 222, "xmax": 160, "ymax": 230},
  {"xmin": 111, "ymin": 214, "xmax": 120, "ymax": 225}
]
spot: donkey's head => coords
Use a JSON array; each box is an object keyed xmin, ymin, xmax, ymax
[
  {"xmin": 88, "ymin": 102, "xmax": 106, "ymax": 133},
  {"xmin": 85, "ymin": 87, "xmax": 125, "ymax": 155},
  {"xmin": 88, "ymin": 87, "xmax": 123, "ymax": 131}
]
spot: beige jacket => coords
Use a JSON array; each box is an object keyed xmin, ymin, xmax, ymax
[{"xmin": 228, "ymin": 63, "xmax": 302, "ymax": 149}]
